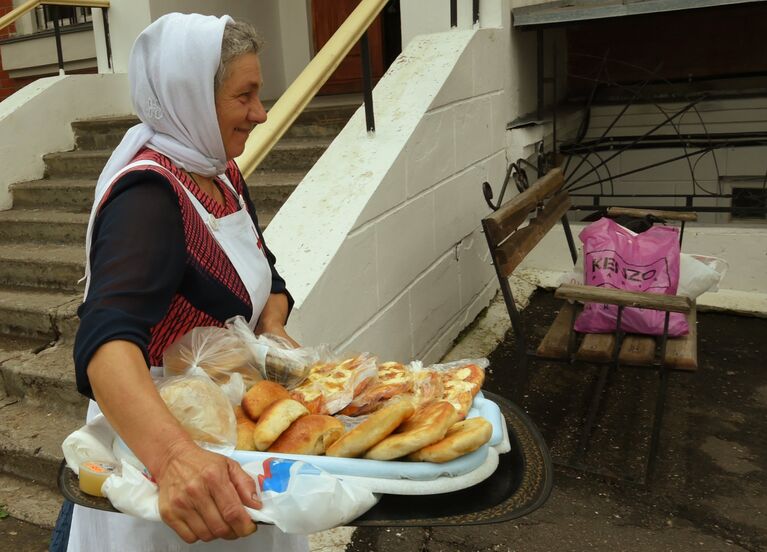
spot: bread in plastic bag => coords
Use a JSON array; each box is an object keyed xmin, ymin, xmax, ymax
[
  {"xmin": 290, "ymin": 353, "xmax": 378, "ymax": 415},
  {"xmin": 226, "ymin": 315, "xmax": 328, "ymax": 389},
  {"xmin": 420, "ymin": 358, "xmax": 488, "ymax": 419},
  {"xmin": 163, "ymin": 325, "xmax": 262, "ymax": 389},
  {"xmin": 156, "ymin": 367, "xmax": 237, "ymax": 448},
  {"xmin": 337, "ymin": 361, "xmax": 415, "ymax": 416}
]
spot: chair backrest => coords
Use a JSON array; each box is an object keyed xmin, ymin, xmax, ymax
[{"xmin": 482, "ymin": 168, "xmax": 570, "ymax": 279}]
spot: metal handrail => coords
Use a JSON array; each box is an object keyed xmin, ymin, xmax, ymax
[
  {"xmin": 235, "ymin": 0, "xmax": 390, "ymax": 178},
  {"xmin": 0, "ymin": 0, "xmax": 111, "ymax": 74},
  {"xmin": 0, "ymin": 0, "xmax": 109, "ymax": 32}
]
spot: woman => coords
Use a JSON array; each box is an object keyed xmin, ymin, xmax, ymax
[{"xmin": 64, "ymin": 13, "xmax": 308, "ymax": 551}]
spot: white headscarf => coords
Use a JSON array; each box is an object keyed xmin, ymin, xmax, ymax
[{"xmin": 83, "ymin": 12, "xmax": 233, "ymax": 296}]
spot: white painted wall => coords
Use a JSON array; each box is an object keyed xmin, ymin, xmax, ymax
[
  {"xmin": 0, "ymin": 29, "xmax": 96, "ymax": 78},
  {"xmin": 93, "ymin": 0, "xmax": 310, "ymax": 100},
  {"xmin": 400, "ymin": 0, "xmax": 504, "ymax": 48},
  {"xmin": 0, "ymin": 73, "xmax": 132, "ymax": 209},
  {"xmin": 266, "ymin": 27, "xmax": 509, "ymax": 363}
]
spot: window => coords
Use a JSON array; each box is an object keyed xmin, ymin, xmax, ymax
[
  {"xmin": 731, "ymin": 186, "xmax": 767, "ymax": 221},
  {"xmin": 33, "ymin": 6, "xmax": 92, "ymax": 32}
]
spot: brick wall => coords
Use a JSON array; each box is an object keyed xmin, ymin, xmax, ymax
[{"xmin": 0, "ymin": 0, "xmax": 40, "ymax": 102}]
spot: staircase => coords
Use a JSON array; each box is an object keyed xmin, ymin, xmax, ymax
[{"xmin": 0, "ymin": 101, "xmax": 357, "ymax": 528}]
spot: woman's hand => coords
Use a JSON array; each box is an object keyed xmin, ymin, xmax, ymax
[
  {"xmin": 155, "ymin": 439, "xmax": 261, "ymax": 543},
  {"xmin": 256, "ymin": 293, "xmax": 300, "ymax": 347},
  {"xmin": 87, "ymin": 341, "xmax": 261, "ymax": 544}
]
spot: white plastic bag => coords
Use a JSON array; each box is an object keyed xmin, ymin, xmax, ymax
[
  {"xmin": 156, "ymin": 367, "xmax": 237, "ymax": 449},
  {"xmin": 163, "ymin": 325, "xmax": 262, "ymax": 389},
  {"xmin": 227, "ymin": 316, "xmax": 330, "ymax": 389},
  {"xmin": 242, "ymin": 458, "xmax": 378, "ymax": 533},
  {"xmin": 678, "ymin": 253, "xmax": 728, "ymax": 298}
]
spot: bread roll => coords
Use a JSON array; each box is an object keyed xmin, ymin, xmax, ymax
[
  {"xmin": 234, "ymin": 406, "xmax": 258, "ymax": 451},
  {"xmin": 252, "ymin": 399, "xmax": 309, "ymax": 451},
  {"xmin": 268, "ymin": 415, "xmax": 345, "ymax": 455},
  {"xmin": 408, "ymin": 417, "xmax": 492, "ymax": 463},
  {"xmin": 242, "ymin": 380, "xmax": 291, "ymax": 420},
  {"xmin": 364, "ymin": 401, "xmax": 459, "ymax": 461},
  {"xmin": 158, "ymin": 376, "xmax": 236, "ymax": 446},
  {"xmin": 326, "ymin": 398, "xmax": 415, "ymax": 458}
]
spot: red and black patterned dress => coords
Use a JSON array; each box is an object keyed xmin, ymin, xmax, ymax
[{"xmin": 74, "ymin": 147, "xmax": 292, "ymax": 398}]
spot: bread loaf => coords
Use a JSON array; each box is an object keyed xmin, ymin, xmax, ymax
[
  {"xmin": 241, "ymin": 380, "xmax": 291, "ymax": 420},
  {"xmin": 407, "ymin": 417, "xmax": 492, "ymax": 463},
  {"xmin": 268, "ymin": 415, "xmax": 345, "ymax": 455},
  {"xmin": 364, "ymin": 401, "xmax": 459, "ymax": 460},
  {"xmin": 252, "ymin": 399, "xmax": 309, "ymax": 451},
  {"xmin": 326, "ymin": 398, "xmax": 415, "ymax": 458}
]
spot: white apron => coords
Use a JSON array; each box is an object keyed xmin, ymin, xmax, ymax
[{"xmin": 69, "ymin": 162, "xmax": 307, "ymax": 552}]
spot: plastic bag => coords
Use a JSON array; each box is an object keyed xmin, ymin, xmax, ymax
[
  {"xmin": 291, "ymin": 353, "xmax": 379, "ymax": 415},
  {"xmin": 242, "ymin": 458, "xmax": 378, "ymax": 533},
  {"xmin": 575, "ymin": 217, "xmax": 689, "ymax": 336},
  {"xmin": 163, "ymin": 325, "xmax": 262, "ymax": 389},
  {"xmin": 156, "ymin": 367, "xmax": 237, "ymax": 448},
  {"xmin": 226, "ymin": 316, "xmax": 327, "ymax": 389},
  {"xmin": 678, "ymin": 253, "xmax": 728, "ymax": 298}
]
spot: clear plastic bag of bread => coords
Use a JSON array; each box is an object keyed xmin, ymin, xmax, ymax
[
  {"xmin": 290, "ymin": 352, "xmax": 379, "ymax": 415},
  {"xmin": 162, "ymin": 325, "xmax": 263, "ymax": 390},
  {"xmin": 156, "ymin": 366, "xmax": 237, "ymax": 450},
  {"xmin": 226, "ymin": 315, "xmax": 330, "ymax": 389}
]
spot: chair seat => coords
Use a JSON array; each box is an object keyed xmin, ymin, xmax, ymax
[{"xmin": 536, "ymin": 302, "xmax": 698, "ymax": 370}]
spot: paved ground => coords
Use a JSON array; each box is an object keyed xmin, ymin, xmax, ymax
[
  {"xmin": 349, "ymin": 291, "xmax": 767, "ymax": 552},
  {"xmin": 3, "ymin": 290, "xmax": 766, "ymax": 551}
]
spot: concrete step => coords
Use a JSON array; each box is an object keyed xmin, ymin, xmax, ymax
[
  {"xmin": 71, "ymin": 104, "xmax": 357, "ymax": 150},
  {"xmin": 43, "ymin": 149, "xmax": 110, "ymax": 179},
  {"xmin": 0, "ymin": 243, "xmax": 84, "ymax": 291},
  {"xmin": 45, "ymin": 138, "xmax": 330, "ymax": 179},
  {"xmin": 259, "ymin": 138, "xmax": 331, "ymax": 172},
  {"xmin": 0, "ymin": 396, "xmax": 81, "ymax": 490},
  {"xmin": 0, "ymin": 472, "xmax": 62, "ymax": 529},
  {"xmin": 11, "ymin": 172, "xmax": 302, "ymax": 214},
  {"xmin": 1, "ymin": 343, "xmax": 86, "ymax": 418},
  {"xmin": 10, "ymin": 178, "xmax": 95, "ymax": 212},
  {"xmin": 247, "ymin": 170, "xmax": 303, "ymax": 211},
  {"xmin": 0, "ymin": 209, "xmax": 88, "ymax": 245},
  {"xmin": 0, "ymin": 287, "xmax": 80, "ymax": 342}
]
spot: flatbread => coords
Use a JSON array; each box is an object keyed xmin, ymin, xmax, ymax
[
  {"xmin": 252, "ymin": 399, "xmax": 309, "ymax": 451},
  {"xmin": 407, "ymin": 417, "xmax": 493, "ymax": 463},
  {"xmin": 364, "ymin": 401, "xmax": 459, "ymax": 461},
  {"xmin": 241, "ymin": 380, "xmax": 291, "ymax": 420},
  {"xmin": 268, "ymin": 415, "xmax": 345, "ymax": 455},
  {"xmin": 339, "ymin": 362, "xmax": 413, "ymax": 416},
  {"xmin": 439, "ymin": 363, "xmax": 485, "ymax": 419},
  {"xmin": 326, "ymin": 398, "xmax": 415, "ymax": 458}
]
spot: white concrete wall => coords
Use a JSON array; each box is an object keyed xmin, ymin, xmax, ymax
[
  {"xmin": 0, "ymin": 73, "xmax": 132, "ymax": 210},
  {"xmin": 0, "ymin": 29, "xmax": 96, "ymax": 78},
  {"xmin": 400, "ymin": 0, "xmax": 504, "ymax": 48},
  {"xmin": 266, "ymin": 27, "xmax": 509, "ymax": 363},
  {"xmin": 93, "ymin": 0, "xmax": 310, "ymax": 100}
]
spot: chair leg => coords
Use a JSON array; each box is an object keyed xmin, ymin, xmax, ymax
[
  {"xmin": 570, "ymin": 362, "xmax": 612, "ymax": 467},
  {"xmin": 646, "ymin": 364, "xmax": 670, "ymax": 481}
]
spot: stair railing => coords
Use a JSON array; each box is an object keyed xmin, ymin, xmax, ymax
[
  {"xmin": 235, "ymin": 0, "xmax": 389, "ymax": 177},
  {"xmin": 0, "ymin": 0, "xmax": 112, "ymax": 74}
]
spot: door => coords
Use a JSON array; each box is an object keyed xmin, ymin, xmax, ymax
[{"xmin": 312, "ymin": 0, "xmax": 385, "ymax": 95}]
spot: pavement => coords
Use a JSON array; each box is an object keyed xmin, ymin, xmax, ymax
[
  {"xmin": 349, "ymin": 291, "xmax": 767, "ymax": 552},
  {"xmin": 3, "ymin": 289, "xmax": 767, "ymax": 551}
]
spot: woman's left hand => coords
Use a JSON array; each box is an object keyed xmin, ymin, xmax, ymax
[{"xmin": 256, "ymin": 293, "xmax": 300, "ymax": 347}]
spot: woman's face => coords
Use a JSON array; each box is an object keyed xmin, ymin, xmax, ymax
[{"xmin": 215, "ymin": 53, "xmax": 267, "ymax": 160}]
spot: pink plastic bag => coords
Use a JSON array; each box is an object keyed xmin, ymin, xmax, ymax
[{"xmin": 574, "ymin": 217, "xmax": 689, "ymax": 336}]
